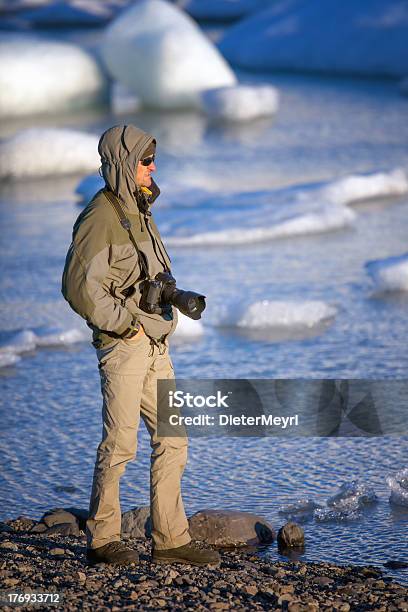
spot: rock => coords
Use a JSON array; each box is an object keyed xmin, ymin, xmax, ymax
[
  {"xmin": 41, "ymin": 508, "xmax": 79, "ymax": 528},
  {"xmin": 0, "ymin": 35, "xmax": 107, "ymax": 119},
  {"xmin": 121, "ymin": 507, "xmax": 151, "ymax": 539},
  {"xmin": 43, "ymin": 522, "xmax": 80, "ymax": 537},
  {"xmin": 277, "ymin": 522, "xmax": 305, "ymax": 550},
  {"xmin": 30, "ymin": 523, "xmax": 48, "ymax": 533},
  {"xmin": 244, "ymin": 584, "xmax": 258, "ymax": 596},
  {"xmin": 384, "ymin": 560, "xmax": 408, "ymax": 570},
  {"xmin": 0, "ymin": 522, "xmax": 14, "ymax": 533},
  {"xmin": 312, "ymin": 576, "xmax": 334, "ymax": 586},
  {"xmin": 49, "ymin": 548, "xmax": 65, "ymax": 556},
  {"xmin": 5, "ymin": 516, "xmax": 35, "ymax": 531},
  {"xmin": 200, "ymin": 84, "xmax": 279, "ymax": 122},
  {"xmin": 188, "ymin": 509, "xmax": 275, "ymax": 547},
  {"xmin": 0, "ymin": 540, "xmax": 18, "ymax": 551},
  {"xmin": 101, "ymin": 0, "xmax": 236, "ymax": 109}
]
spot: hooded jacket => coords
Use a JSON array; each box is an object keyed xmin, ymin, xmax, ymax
[{"xmin": 61, "ymin": 125, "xmax": 177, "ymax": 348}]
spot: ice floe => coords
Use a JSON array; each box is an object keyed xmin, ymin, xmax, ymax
[
  {"xmin": 101, "ymin": 0, "xmax": 236, "ymax": 109},
  {"xmin": 0, "ymin": 35, "xmax": 107, "ymax": 118},
  {"xmin": 0, "ymin": 128, "xmax": 100, "ymax": 181},
  {"xmin": 166, "ymin": 205, "xmax": 355, "ymax": 246},
  {"xmin": 219, "ymin": 0, "xmax": 408, "ymax": 77},
  {"xmin": 387, "ymin": 467, "xmax": 408, "ymax": 508},
  {"xmin": 215, "ymin": 300, "xmax": 337, "ymax": 330},
  {"xmin": 319, "ymin": 169, "xmax": 408, "ymax": 206},
  {"xmin": 314, "ymin": 481, "xmax": 378, "ymax": 522},
  {"xmin": 365, "ymin": 253, "xmax": 408, "ymax": 292},
  {"xmin": 0, "ymin": 327, "xmax": 90, "ymax": 368},
  {"xmin": 279, "ymin": 498, "xmax": 322, "ymax": 522},
  {"xmin": 199, "ymin": 84, "xmax": 279, "ymax": 122}
]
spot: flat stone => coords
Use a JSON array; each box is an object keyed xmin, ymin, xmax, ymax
[
  {"xmin": 41, "ymin": 508, "xmax": 79, "ymax": 529},
  {"xmin": 188, "ymin": 509, "xmax": 275, "ymax": 547},
  {"xmin": 49, "ymin": 548, "xmax": 65, "ymax": 556},
  {"xmin": 44, "ymin": 522, "xmax": 80, "ymax": 537}
]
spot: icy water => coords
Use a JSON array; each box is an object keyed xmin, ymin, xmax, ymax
[{"xmin": 0, "ymin": 73, "xmax": 407, "ymax": 583}]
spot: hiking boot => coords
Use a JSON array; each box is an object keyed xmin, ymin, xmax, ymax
[
  {"xmin": 86, "ymin": 541, "xmax": 139, "ymax": 565},
  {"xmin": 152, "ymin": 541, "xmax": 220, "ymax": 566}
]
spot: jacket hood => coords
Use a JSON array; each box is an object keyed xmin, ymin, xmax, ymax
[{"xmin": 98, "ymin": 124, "xmax": 156, "ymax": 212}]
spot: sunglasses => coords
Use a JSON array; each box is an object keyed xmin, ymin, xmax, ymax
[{"xmin": 140, "ymin": 154, "xmax": 155, "ymax": 167}]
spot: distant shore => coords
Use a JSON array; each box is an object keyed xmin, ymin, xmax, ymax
[{"xmin": 1, "ymin": 518, "xmax": 407, "ymax": 611}]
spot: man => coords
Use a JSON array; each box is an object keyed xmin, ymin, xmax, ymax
[{"xmin": 62, "ymin": 124, "xmax": 219, "ymax": 567}]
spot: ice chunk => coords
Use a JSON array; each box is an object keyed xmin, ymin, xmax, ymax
[
  {"xmin": 101, "ymin": 0, "xmax": 236, "ymax": 109},
  {"xmin": 0, "ymin": 35, "xmax": 107, "ymax": 118},
  {"xmin": 172, "ymin": 312, "xmax": 204, "ymax": 340},
  {"xmin": 320, "ymin": 169, "xmax": 408, "ymax": 206},
  {"xmin": 366, "ymin": 253, "xmax": 408, "ymax": 292},
  {"xmin": 217, "ymin": 300, "xmax": 336, "ymax": 330},
  {"xmin": 200, "ymin": 84, "xmax": 279, "ymax": 122},
  {"xmin": 177, "ymin": 0, "xmax": 265, "ymax": 22},
  {"xmin": 166, "ymin": 205, "xmax": 355, "ymax": 246},
  {"xmin": 219, "ymin": 0, "xmax": 408, "ymax": 78},
  {"xmin": 315, "ymin": 480, "xmax": 378, "ymax": 522},
  {"xmin": 387, "ymin": 467, "xmax": 408, "ymax": 507},
  {"xmin": 0, "ymin": 327, "xmax": 89, "ymax": 368},
  {"xmin": 279, "ymin": 498, "xmax": 322, "ymax": 520},
  {"xmin": 0, "ymin": 128, "xmax": 100, "ymax": 181}
]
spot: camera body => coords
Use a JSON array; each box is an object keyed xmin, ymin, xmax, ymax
[{"xmin": 140, "ymin": 272, "xmax": 206, "ymax": 320}]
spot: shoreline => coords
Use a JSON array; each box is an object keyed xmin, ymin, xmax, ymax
[{"xmin": 1, "ymin": 520, "xmax": 407, "ymax": 611}]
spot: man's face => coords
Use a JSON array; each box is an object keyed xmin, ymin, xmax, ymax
[{"xmin": 135, "ymin": 154, "xmax": 156, "ymax": 188}]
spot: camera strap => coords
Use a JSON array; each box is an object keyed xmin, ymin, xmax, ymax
[{"xmin": 104, "ymin": 189, "xmax": 150, "ymax": 279}]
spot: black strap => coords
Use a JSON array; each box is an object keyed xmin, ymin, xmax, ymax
[{"xmin": 104, "ymin": 189, "xmax": 150, "ymax": 279}]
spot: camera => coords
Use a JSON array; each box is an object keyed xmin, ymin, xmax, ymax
[{"xmin": 140, "ymin": 272, "xmax": 206, "ymax": 320}]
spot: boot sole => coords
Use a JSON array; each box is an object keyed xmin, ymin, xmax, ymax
[{"xmin": 152, "ymin": 557, "xmax": 220, "ymax": 567}]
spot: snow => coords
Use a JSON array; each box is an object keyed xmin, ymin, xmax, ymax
[
  {"xmin": 199, "ymin": 84, "xmax": 279, "ymax": 122},
  {"xmin": 0, "ymin": 327, "xmax": 90, "ymax": 369},
  {"xmin": 175, "ymin": 0, "xmax": 265, "ymax": 22},
  {"xmin": 101, "ymin": 0, "xmax": 236, "ymax": 110},
  {"xmin": 0, "ymin": 128, "xmax": 100, "ymax": 180},
  {"xmin": 387, "ymin": 467, "xmax": 408, "ymax": 508},
  {"xmin": 219, "ymin": 0, "xmax": 408, "ymax": 78},
  {"xmin": 0, "ymin": 35, "xmax": 107, "ymax": 118},
  {"xmin": 216, "ymin": 300, "xmax": 337, "ymax": 330},
  {"xmin": 365, "ymin": 253, "xmax": 408, "ymax": 292},
  {"xmin": 165, "ymin": 204, "xmax": 355, "ymax": 246}
]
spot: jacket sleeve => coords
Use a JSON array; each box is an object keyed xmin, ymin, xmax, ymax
[{"xmin": 61, "ymin": 206, "xmax": 134, "ymax": 335}]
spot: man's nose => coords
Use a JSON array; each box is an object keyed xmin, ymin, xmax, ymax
[{"xmin": 149, "ymin": 161, "xmax": 156, "ymax": 172}]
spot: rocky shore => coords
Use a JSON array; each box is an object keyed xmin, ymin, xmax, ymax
[{"xmin": 1, "ymin": 515, "xmax": 407, "ymax": 611}]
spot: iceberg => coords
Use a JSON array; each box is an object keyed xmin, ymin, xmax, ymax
[
  {"xmin": 365, "ymin": 253, "xmax": 408, "ymax": 293},
  {"xmin": 101, "ymin": 0, "xmax": 236, "ymax": 109},
  {"xmin": 200, "ymin": 84, "xmax": 279, "ymax": 122},
  {"xmin": 219, "ymin": 0, "xmax": 408, "ymax": 78},
  {"xmin": 0, "ymin": 128, "xmax": 100, "ymax": 180},
  {"xmin": 0, "ymin": 35, "xmax": 107, "ymax": 118},
  {"xmin": 216, "ymin": 300, "xmax": 337, "ymax": 330},
  {"xmin": 110, "ymin": 81, "xmax": 141, "ymax": 115}
]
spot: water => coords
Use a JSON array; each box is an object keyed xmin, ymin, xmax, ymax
[{"xmin": 1, "ymin": 70, "xmax": 407, "ymax": 584}]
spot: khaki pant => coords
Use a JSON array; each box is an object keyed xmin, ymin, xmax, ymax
[{"xmin": 86, "ymin": 331, "xmax": 191, "ymax": 550}]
